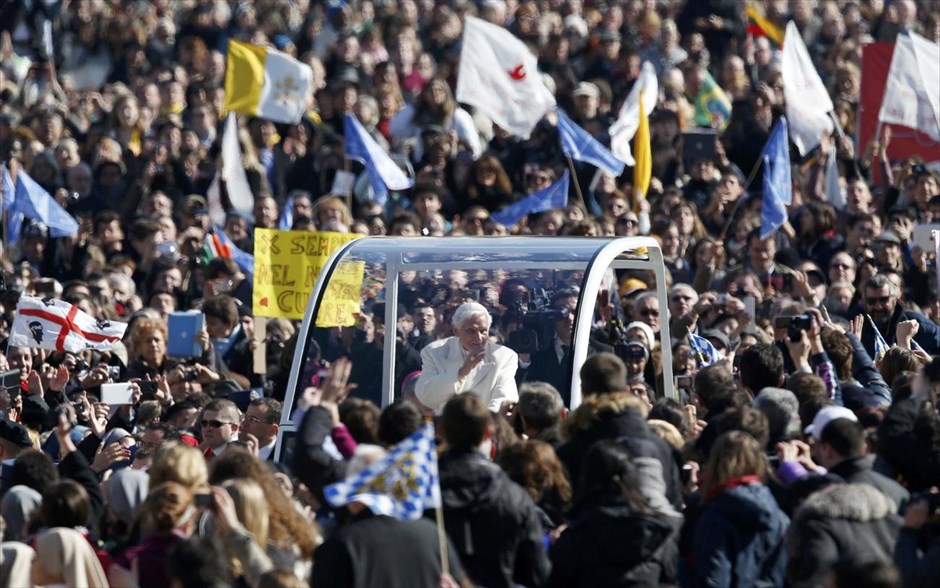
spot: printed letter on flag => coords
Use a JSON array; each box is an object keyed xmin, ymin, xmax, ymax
[
  {"xmin": 877, "ymin": 31, "xmax": 940, "ymax": 143},
  {"xmin": 10, "ymin": 297, "xmax": 126, "ymax": 353},
  {"xmin": 782, "ymin": 21, "xmax": 834, "ymax": 155},
  {"xmin": 456, "ymin": 16, "xmax": 555, "ymax": 138}
]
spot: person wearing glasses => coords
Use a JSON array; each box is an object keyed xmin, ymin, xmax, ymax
[
  {"xmin": 860, "ymin": 273, "xmax": 940, "ymax": 358},
  {"xmin": 631, "ymin": 291, "xmax": 661, "ymax": 335},
  {"xmin": 200, "ymin": 399, "xmax": 241, "ymax": 459},
  {"xmin": 239, "ymin": 398, "xmax": 282, "ymax": 461}
]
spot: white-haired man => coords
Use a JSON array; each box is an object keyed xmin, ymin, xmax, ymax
[{"xmin": 415, "ymin": 302, "xmax": 518, "ymax": 412}]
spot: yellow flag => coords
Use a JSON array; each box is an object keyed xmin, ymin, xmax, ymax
[
  {"xmin": 223, "ymin": 40, "xmax": 313, "ymax": 124},
  {"xmin": 632, "ymin": 91, "xmax": 651, "ymax": 214}
]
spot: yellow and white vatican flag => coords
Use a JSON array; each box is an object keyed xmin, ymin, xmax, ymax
[{"xmin": 223, "ymin": 40, "xmax": 313, "ymax": 124}]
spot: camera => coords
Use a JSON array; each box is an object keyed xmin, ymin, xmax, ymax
[
  {"xmin": 774, "ymin": 314, "xmax": 814, "ymax": 343},
  {"xmin": 183, "ymin": 368, "xmax": 198, "ymax": 382},
  {"xmin": 676, "ymin": 374, "xmax": 693, "ymax": 391},
  {"xmin": 505, "ymin": 289, "xmax": 568, "ymax": 355},
  {"xmin": 107, "ymin": 366, "xmax": 121, "ymax": 380}
]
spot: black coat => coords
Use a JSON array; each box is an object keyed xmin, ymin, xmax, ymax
[
  {"xmin": 786, "ymin": 483, "xmax": 902, "ymax": 588},
  {"xmin": 523, "ymin": 339, "xmax": 613, "ymax": 407},
  {"xmin": 431, "ymin": 450, "xmax": 551, "ymax": 588},
  {"xmin": 293, "ymin": 406, "xmax": 347, "ymax": 505},
  {"xmin": 876, "ymin": 397, "xmax": 940, "ymax": 492},
  {"xmin": 548, "ymin": 501, "xmax": 678, "ymax": 588},
  {"xmin": 311, "ymin": 511, "xmax": 465, "ymax": 588},
  {"xmin": 556, "ymin": 407, "xmax": 683, "ymax": 511},
  {"xmin": 828, "ymin": 456, "xmax": 909, "ymax": 509}
]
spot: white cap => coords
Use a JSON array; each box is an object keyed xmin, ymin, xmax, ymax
[{"xmin": 804, "ymin": 406, "xmax": 858, "ymax": 440}]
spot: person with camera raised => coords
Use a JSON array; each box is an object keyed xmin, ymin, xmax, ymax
[
  {"xmin": 523, "ymin": 289, "xmax": 613, "ymax": 407},
  {"xmin": 415, "ymin": 302, "xmax": 518, "ymax": 413}
]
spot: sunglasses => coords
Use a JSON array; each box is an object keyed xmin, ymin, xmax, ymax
[
  {"xmin": 201, "ymin": 419, "xmax": 233, "ymax": 429},
  {"xmin": 639, "ymin": 309, "xmax": 660, "ymax": 317},
  {"xmin": 867, "ymin": 296, "xmax": 892, "ymax": 305}
]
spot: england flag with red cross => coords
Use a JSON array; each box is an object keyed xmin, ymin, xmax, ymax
[{"xmin": 9, "ymin": 296, "xmax": 127, "ymax": 353}]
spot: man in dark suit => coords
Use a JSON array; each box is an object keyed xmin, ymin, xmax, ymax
[
  {"xmin": 523, "ymin": 289, "xmax": 611, "ymax": 406},
  {"xmin": 238, "ymin": 397, "xmax": 281, "ymax": 462}
]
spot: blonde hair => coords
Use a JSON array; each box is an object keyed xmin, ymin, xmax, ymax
[
  {"xmin": 149, "ymin": 441, "xmax": 209, "ymax": 493},
  {"xmin": 223, "ymin": 478, "xmax": 269, "ymax": 547},
  {"xmin": 222, "ymin": 478, "xmax": 269, "ymax": 576},
  {"xmin": 313, "ymin": 195, "xmax": 353, "ymax": 227},
  {"xmin": 130, "ymin": 317, "xmax": 169, "ymax": 358}
]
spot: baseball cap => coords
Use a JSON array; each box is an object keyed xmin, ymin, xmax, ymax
[
  {"xmin": 804, "ymin": 405, "xmax": 858, "ymax": 440},
  {"xmin": 572, "ymin": 82, "xmax": 599, "ymax": 99}
]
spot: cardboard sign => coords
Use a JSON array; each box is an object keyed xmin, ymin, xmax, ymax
[{"xmin": 252, "ymin": 229, "xmax": 363, "ymax": 321}]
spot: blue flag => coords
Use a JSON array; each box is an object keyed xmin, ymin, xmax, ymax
[
  {"xmin": 278, "ymin": 195, "xmax": 294, "ymax": 231},
  {"xmin": 1, "ymin": 164, "xmax": 23, "ymax": 244},
  {"xmin": 344, "ymin": 113, "xmax": 413, "ymax": 206},
  {"xmin": 324, "ymin": 423, "xmax": 440, "ymax": 520},
  {"xmin": 556, "ymin": 109, "xmax": 625, "ymax": 177},
  {"xmin": 11, "ymin": 169, "xmax": 78, "ymax": 238},
  {"xmin": 866, "ymin": 314, "xmax": 891, "ymax": 364},
  {"xmin": 688, "ymin": 332, "xmax": 724, "ymax": 367},
  {"xmin": 491, "ymin": 170, "xmax": 570, "ymax": 227},
  {"xmin": 212, "ymin": 225, "xmax": 254, "ymax": 278},
  {"xmin": 760, "ymin": 117, "xmax": 791, "ymax": 240}
]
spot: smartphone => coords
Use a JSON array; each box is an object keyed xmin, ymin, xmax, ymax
[{"xmin": 194, "ymin": 493, "xmax": 214, "ymax": 509}]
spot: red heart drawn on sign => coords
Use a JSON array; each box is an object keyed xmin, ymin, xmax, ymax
[{"xmin": 260, "ymin": 297, "xmax": 269, "ymax": 307}]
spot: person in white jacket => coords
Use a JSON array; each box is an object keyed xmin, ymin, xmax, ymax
[{"xmin": 415, "ymin": 302, "xmax": 518, "ymax": 412}]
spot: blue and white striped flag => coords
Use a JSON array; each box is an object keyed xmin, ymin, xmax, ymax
[
  {"xmin": 324, "ymin": 422, "xmax": 440, "ymax": 520},
  {"xmin": 866, "ymin": 314, "xmax": 890, "ymax": 364},
  {"xmin": 688, "ymin": 332, "xmax": 724, "ymax": 367}
]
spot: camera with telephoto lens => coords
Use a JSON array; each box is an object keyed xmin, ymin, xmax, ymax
[
  {"xmin": 774, "ymin": 314, "xmax": 814, "ymax": 343},
  {"xmin": 505, "ymin": 289, "xmax": 569, "ymax": 355}
]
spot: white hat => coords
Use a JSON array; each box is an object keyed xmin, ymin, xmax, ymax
[{"xmin": 804, "ymin": 405, "xmax": 858, "ymax": 440}]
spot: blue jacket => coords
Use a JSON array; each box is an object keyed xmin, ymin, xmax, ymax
[{"xmin": 689, "ymin": 482, "xmax": 789, "ymax": 588}]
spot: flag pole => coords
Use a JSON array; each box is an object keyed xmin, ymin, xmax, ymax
[
  {"xmin": 435, "ymin": 500, "xmax": 450, "ymax": 576},
  {"xmin": 564, "ymin": 156, "xmax": 587, "ymax": 211},
  {"xmin": 718, "ymin": 153, "xmax": 764, "ymax": 240},
  {"xmin": 425, "ymin": 415, "xmax": 449, "ymax": 577},
  {"xmin": 343, "ymin": 157, "xmax": 353, "ymax": 213}
]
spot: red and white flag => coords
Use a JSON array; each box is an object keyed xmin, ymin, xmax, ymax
[
  {"xmin": 456, "ymin": 16, "xmax": 556, "ymax": 138},
  {"xmin": 9, "ymin": 296, "xmax": 127, "ymax": 353}
]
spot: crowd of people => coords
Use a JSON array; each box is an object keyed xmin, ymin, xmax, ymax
[{"xmin": 2, "ymin": 0, "xmax": 940, "ymax": 586}]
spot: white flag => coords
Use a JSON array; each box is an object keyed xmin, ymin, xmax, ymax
[
  {"xmin": 825, "ymin": 149, "xmax": 845, "ymax": 209},
  {"xmin": 782, "ymin": 21, "xmax": 833, "ymax": 155},
  {"xmin": 10, "ymin": 297, "xmax": 127, "ymax": 353},
  {"xmin": 878, "ymin": 31, "xmax": 940, "ymax": 143},
  {"xmin": 456, "ymin": 16, "xmax": 555, "ymax": 138},
  {"xmin": 221, "ymin": 113, "xmax": 254, "ymax": 217},
  {"xmin": 610, "ymin": 61, "xmax": 659, "ymax": 165}
]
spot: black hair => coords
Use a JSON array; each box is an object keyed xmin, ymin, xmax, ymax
[
  {"xmin": 378, "ymin": 400, "xmax": 423, "ymax": 447},
  {"xmin": 739, "ymin": 344, "xmax": 784, "ymax": 392}
]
